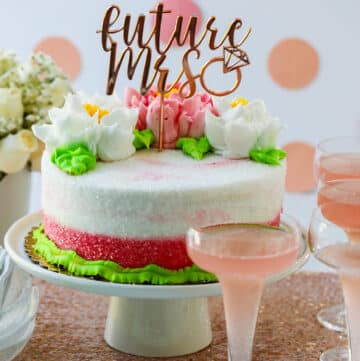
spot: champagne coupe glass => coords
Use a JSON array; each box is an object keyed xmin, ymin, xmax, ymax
[
  {"xmin": 309, "ymin": 201, "xmax": 360, "ymax": 361},
  {"xmin": 314, "ymin": 137, "xmax": 360, "ymax": 334},
  {"xmin": 186, "ymin": 211, "xmax": 303, "ymax": 361}
]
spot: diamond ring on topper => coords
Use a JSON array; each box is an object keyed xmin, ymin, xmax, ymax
[{"xmin": 97, "ymin": 3, "xmax": 251, "ymax": 151}]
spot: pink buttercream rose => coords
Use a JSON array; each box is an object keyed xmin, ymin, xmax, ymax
[
  {"xmin": 146, "ymin": 96, "xmax": 181, "ymax": 148},
  {"xmin": 124, "ymin": 86, "xmax": 217, "ymax": 149},
  {"xmin": 124, "ymin": 87, "xmax": 157, "ymax": 130}
]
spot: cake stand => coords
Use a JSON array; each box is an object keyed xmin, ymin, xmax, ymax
[{"xmin": 5, "ymin": 211, "xmax": 309, "ymax": 358}]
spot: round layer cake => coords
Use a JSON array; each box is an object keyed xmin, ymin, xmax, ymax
[{"xmin": 41, "ymin": 149, "xmax": 286, "ymax": 272}]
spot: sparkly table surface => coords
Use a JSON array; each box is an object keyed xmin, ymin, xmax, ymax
[{"xmin": 15, "ymin": 272, "xmax": 346, "ymax": 361}]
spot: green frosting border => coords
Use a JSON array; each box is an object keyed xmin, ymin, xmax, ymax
[{"xmin": 32, "ymin": 226, "xmax": 217, "ymax": 285}]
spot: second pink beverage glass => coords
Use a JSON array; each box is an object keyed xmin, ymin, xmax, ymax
[{"xmin": 313, "ymin": 137, "xmax": 360, "ymax": 360}]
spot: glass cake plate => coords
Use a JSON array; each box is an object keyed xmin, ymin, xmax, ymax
[{"xmin": 5, "ymin": 211, "xmax": 309, "ymax": 357}]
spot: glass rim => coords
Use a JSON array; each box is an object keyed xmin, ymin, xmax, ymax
[
  {"xmin": 187, "ymin": 213, "xmax": 304, "ymax": 260},
  {"xmin": 317, "ymin": 136, "xmax": 360, "ymax": 155},
  {"xmin": 309, "ymin": 205, "xmax": 360, "ymax": 272},
  {"xmin": 186, "ymin": 215, "xmax": 309, "ymax": 281},
  {"xmin": 319, "ymin": 178, "xmax": 360, "ymax": 187},
  {"xmin": 311, "ymin": 204, "xmax": 360, "ymax": 231},
  {"xmin": 188, "ymin": 212, "xmax": 302, "ymax": 234}
]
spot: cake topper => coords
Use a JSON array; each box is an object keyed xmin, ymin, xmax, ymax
[{"xmin": 98, "ymin": 3, "xmax": 251, "ymax": 150}]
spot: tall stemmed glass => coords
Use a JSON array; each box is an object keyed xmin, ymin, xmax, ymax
[
  {"xmin": 186, "ymin": 211, "xmax": 302, "ymax": 361},
  {"xmin": 314, "ymin": 137, "xmax": 360, "ymax": 334},
  {"xmin": 310, "ymin": 200, "xmax": 360, "ymax": 361},
  {"xmin": 316, "ymin": 179, "xmax": 360, "ymax": 361}
]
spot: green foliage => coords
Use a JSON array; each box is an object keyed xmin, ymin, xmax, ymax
[
  {"xmin": 133, "ymin": 129, "xmax": 155, "ymax": 150},
  {"xmin": 176, "ymin": 136, "xmax": 212, "ymax": 160},
  {"xmin": 51, "ymin": 144, "xmax": 96, "ymax": 176},
  {"xmin": 249, "ymin": 148, "xmax": 287, "ymax": 166}
]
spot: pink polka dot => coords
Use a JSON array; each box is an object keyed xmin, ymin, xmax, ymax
[
  {"xmin": 268, "ymin": 38, "xmax": 319, "ymax": 89},
  {"xmin": 151, "ymin": 0, "xmax": 203, "ymax": 47},
  {"xmin": 283, "ymin": 141, "xmax": 316, "ymax": 193},
  {"xmin": 34, "ymin": 36, "xmax": 82, "ymax": 81}
]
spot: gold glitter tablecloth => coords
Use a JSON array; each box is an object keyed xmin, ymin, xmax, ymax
[{"xmin": 15, "ymin": 273, "xmax": 347, "ymax": 361}]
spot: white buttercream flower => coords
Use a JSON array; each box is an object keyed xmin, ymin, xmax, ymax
[
  {"xmin": 79, "ymin": 92, "xmax": 123, "ymax": 113},
  {"xmin": 33, "ymin": 94, "xmax": 100, "ymax": 154},
  {"xmin": 97, "ymin": 108, "xmax": 138, "ymax": 161},
  {"xmin": 32, "ymin": 93, "xmax": 138, "ymax": 162},
  {"xmin": 0, "ymin": 130, "xmax": 38, "ymax": 173},
  {"xmin": 205, "ymin": 97, "xmax": 281, "ymax": 159}
]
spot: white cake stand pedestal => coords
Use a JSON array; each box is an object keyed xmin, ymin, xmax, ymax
[
  {"xmin": 4, "ymin": 212, "xmax": 309, "ymax": 358},
  {"xmin": 105, "ymin": 296, "xmax": 212, "ymax": 356}
]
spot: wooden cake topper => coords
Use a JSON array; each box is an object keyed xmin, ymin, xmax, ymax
[{"xmin": 98, "ymin": 3, "xmax": 251, "ymax": 150}]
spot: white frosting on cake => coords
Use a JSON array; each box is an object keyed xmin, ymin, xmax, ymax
[{"xmin": 42, "ymin": 150, "xmax": 286, "ymax": 239}]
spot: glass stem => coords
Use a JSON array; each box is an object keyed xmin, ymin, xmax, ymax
[
  {"xmin": 340, "ymin": 271, "xmax": 360, "ymax": 361},
  {"xmin": 219, "ymin": 275, "xmax": 264, "ymax": 361}
]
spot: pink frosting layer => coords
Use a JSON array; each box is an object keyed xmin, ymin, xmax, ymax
[
  {"xmin": 43, "ymin": 214, "xmax": 192, "ymax": 270},
  {"xmin": 43, "ymin": 212, "xmax": 281, "ymax": 270}
]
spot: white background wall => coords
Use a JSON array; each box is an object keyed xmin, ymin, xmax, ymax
[{"xmin": 3, "ymin": 0, "xmax": 359, "ymax": 271}]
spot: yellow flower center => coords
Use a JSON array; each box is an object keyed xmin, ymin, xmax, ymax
[
  {"xmin": 83, "ymin": 103, "xmax": 110, "ymax": 124},
  {"xmin": 156, "ymin": 88, "xmax": 180, "ymax": 99},
  {"xmin": 230, "ymin": 97, "xmax": 249, "ymax": 108}
]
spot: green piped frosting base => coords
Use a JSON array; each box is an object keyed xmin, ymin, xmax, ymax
[{"xmin": 32, "ymin": 226, "xmax": 217, "ymax": 285}]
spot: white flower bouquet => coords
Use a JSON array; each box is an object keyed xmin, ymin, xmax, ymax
[{"xmin": 0, "ymin": 50, "xmax": 72, "ymax": 180}]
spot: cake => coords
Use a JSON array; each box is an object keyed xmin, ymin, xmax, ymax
[{"xmin": 32, "ymin": 89, "xmax": 287, "ymax": 285}]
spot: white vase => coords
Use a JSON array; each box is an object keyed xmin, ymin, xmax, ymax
[{"xmin": 0, "ymin": 169, "xmax": 31, "ymax": 245}]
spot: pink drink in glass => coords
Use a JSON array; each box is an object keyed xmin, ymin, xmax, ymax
[
  {"xmin": 317, "ymin": 153, "xmax": 360, "ymax": 183},
  {"xmin": 187, "ymin": 224, "xmax": 299, "ymax": 361},
  {"xmin": 318, "ymin": 180, "xmax": 360, "ymax": 242}
]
